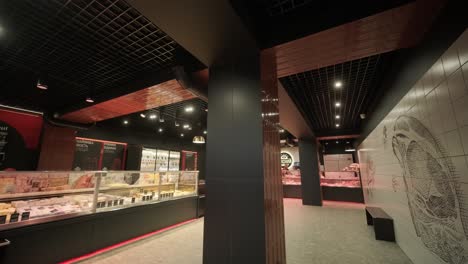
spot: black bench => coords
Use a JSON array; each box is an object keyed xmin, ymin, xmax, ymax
[{"xmin": 365, "ymin": 206, "xmax": 395, "ymax": 242}]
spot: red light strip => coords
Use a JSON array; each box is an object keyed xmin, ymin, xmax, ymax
[
  {"xmin": 76, "ymin": 137, "xmax": 127, "ymax": 146},
  {"xmin": 60, "ymin": 218, "xmax": 197, "ymax": 264}
]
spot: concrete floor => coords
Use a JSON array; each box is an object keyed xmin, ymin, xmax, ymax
[{"xmin": 79, "ymin": 199, "xmax": 412, "ymax": 264}]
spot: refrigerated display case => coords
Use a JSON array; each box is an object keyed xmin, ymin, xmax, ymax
[
  {"xmin": 140, "ymin": 148, "xmax": 157, "ymax": 171},
  {"xmin": 156, "ymin": 150, "xmax": 169, "ymax": 172},
  {"xmin": 0, "ymin": 170, "xmax": 198, "ymax": 229},
  {"xmin": 168, "ymin": 151, "xmax": 180, "ymax": 171}
]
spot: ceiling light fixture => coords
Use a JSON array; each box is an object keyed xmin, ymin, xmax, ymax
[
  {"xmin": 149, "ymin": 114, "xmax": 157, "ymax": 119},
  {"xmin": 203, "ymin": 130, "xmax": 207, "ymax": 134},
  {"xmin": 279, "ymin": 129, "xmax": 285, "ymax": 133},
  {"xmin": 140, "ymin": 113, "xmax": 146, "ymax": 118},
  {"xmin": 205, "ymin": 108, "xmax": 208, "ymax": 112},
  {"xmin": 193, "ymin": 136, "xmax": 206, "ymax": 144},
  {"xmin": 183, "ymin": 124, "xmax": 190, "ymax": 129},
  {"xmin": 85, "ymin": 97, "xmax": 94, "ymax": 103},
  {"xmin": 36, "ymin": 79, "xmax": 48, "ymax": 90},
  {"xmin": 158, "ymin": 128, "xmax": 163, "ymax": 133},
  {"xmin": 335, "ymin": 115, "xmax": 340, "ymax": 119},
  {"xmin": 159, "ymin": 117, "xmax": 165, "ymax": 123},
  {"xmin": 185, "ymin": 106, "xmax": 194, "ymax": 113},
  {"xmin": 123, "ymin": 120, "xmax": 129, "ymax": 125},
  {"xmin": 334, "ymin": 81, "xmax": 342, "ymax": 88},
  {"xmin": 175, "ymin": 121, "xmax": 180, "ymax": 127},
  {"xmin": 345, "ymin": 146, "xmax": 356, "ymax": 152},
  {"xmin": 180, "ymin": 133, "xmax": 184, "ymax": 137},
  {"xmin": 336, "ymin": 124, "xmax": 340, "ymax": 127},
  {"xmin": 335, "ymin": 102, "xmax": 341, "ymax": 107},
  {"xmin": 336, "ymin": 141, "xmax": 339, "ymax": 144}
]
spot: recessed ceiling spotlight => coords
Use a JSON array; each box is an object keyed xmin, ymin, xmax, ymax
[
  {"xmin": 149, "ymin": 114, "xmax": 157, "ymax": 119},
  {"xmin": 335, "ymin": 124, "xmax": 340, "ymax": 127},
  {"xmin": 335, "ymin": 102, "xmax": 341, "ymax": 107},
  {"xmin": 325, "ymin": 142, "xmax": 329, "ymax": 145},
  {"xmin": 334, "ymin": 81, "xmax": 342, "ymax": 88},
  {"xmin": 188, "ymin": 127, "xmax": 192, "ymax": 130},
  {"xmin": 185, "ymin": 106, "xmax": 194, "ymax": 113},
  {"xmin": 123, "ymin": 120, "xmax": 129, "ymax": 125},
  {"xmin": 140, "ymin": 113, "xmax": 146, "ymax": 118},
  {"xmin": 158, "ymin": 128, "xmax": 163, "ymax": 133},
  {"xmin": 180, "ymin": 133, "xmax": 184, "ymax": 137},
  {"xmin": 159, "ymin": 117, "xmax": 165, "ymax": 123},
  {"xmin": 336, "ymin": 141, "xmax": 339, "ymax": 144},
  {"xmin": 175, "ymin": 121, "xmax": 180, "ymax": 127},
  {"xmin": 203, "ymin": 130, "xmax": 207, "ymax": 134},
  {"xmin": 335, "ymin": 115, "xmax": 340, "ymax": 119},
  {"xmin": 346, "ymin": 141, "xmax": 350, "ymax": 144},
  {"xmin": 85, "ymin": 97, "xmax": 94, "ymax": 103},
  {"xmin": 36, "ymin": 79, "xmax": 48, "ymax": 90},
  {"xmin": 205, "ymin": 108, "xmax": 208, "ymax": 112},
  {"xmin": 183, "ymin": 124, "xmax": 190, "ymax": 129}
]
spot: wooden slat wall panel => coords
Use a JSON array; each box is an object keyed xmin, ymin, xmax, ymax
[
  {"xmin": 261, "ymin": 48, "xmax": 286, "ymax": 264},
  {"xmin": 61, "ymin": 79, "xmax": 196, "ymax": 124},
  {"xmin": 275, "ymin": 2, "xmax": 418, "ymax": 77},
  {"xmin": 37, "ymin": 123, "xmax": 76, "ymax": 170}
]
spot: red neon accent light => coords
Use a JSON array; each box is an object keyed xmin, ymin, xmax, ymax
[{"xmin": 60, "ymin": 219, "xmax": 197, "ymax": 264}]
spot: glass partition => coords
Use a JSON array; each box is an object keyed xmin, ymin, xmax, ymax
[{"xmin": 0, "ymin": 170, "xmax": 198, "ymax": 229}]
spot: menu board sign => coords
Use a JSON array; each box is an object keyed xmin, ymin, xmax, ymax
[
  {"xmin": 73, "ymin": 139, "xmax": 102, "ymax": 170},
  {"xmin": 0, "ymin": 122, "xmax": 29, "ymax": 170},
  {"xmin": 102, "ymin": 143, "xmax": 125, "ymax": 170}
]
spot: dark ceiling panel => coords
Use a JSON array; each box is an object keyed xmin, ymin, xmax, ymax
[
  {"xmin": 0, "ymin": 0, "xmax": 202, "ymax": 112},
  {"xmin": 280, "ymin": 51, "xmax": 396, "ymax": 135}
]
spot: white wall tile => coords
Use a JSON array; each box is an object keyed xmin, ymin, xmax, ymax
[
  {"xmin": 457, "ymin": 29, "xmax": 468, "ymax": 66},
  {"xmin": 442, "ymin": 42, "xmax": 461, "ymax": 77},
  {"xmin": 453, "ymin": 96, "xmax": 468, "ymax": 127},
  {"xmin": 448, "ymin": 68, "xmax": 467, "ymax": 101},
  {"xmin": 443, "ymin": 129, "xmax": 464, "ymax": 157},
  {"xmin": 358, "ymin": 30, "xmax": 468, "ymax": 264},
  {"xmin": 459, "ymin": 126, "xmax": 468, "ymax": 155}
]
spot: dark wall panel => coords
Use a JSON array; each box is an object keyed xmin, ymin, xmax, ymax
[
  {"xmin": 299, "ymin": 139, "xmax": 322, "ymax": 206},
  {"xmin": 37, "ymin": 123, "xmax": 76, "ymax": 170}
]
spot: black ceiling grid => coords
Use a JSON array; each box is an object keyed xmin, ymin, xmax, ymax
[
  {"xmin": 264, "ymin": 0, "xmax": 314, "ymax": 17},
  {"xmin": 0, "ymin": 0, "xmax": 203, "ymax": 112},
  {"xmin": 280, "ymin": 52, "xmax": 395, "ymax": 136},
  {"xmin": 230, "ymin": 0, "xmax": 413, "ymax": 48},
  {"xmin": 97, "ymin": 98, "xmax": 208, "ymax": 138}
]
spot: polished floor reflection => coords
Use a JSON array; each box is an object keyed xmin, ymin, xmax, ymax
[{"xmin": 79, "ymin": 199, "xmax": 411, "ymax": 264}]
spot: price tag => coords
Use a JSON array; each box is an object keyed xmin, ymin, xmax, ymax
[
  {"xmin": 10, "ymin": 213, "xmax": 19, "ymax": 223},
  {"xmin": 21, "ymin": 212, "xmax": 30, "ymax": 221}
]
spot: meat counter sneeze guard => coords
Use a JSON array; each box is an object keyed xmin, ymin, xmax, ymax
[{"xmin": 0, "ymin": 170, "xmax": 199, "ymax": 230}]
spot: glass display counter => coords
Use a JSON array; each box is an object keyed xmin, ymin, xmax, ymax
[{"xmin": 0, "ymin": 170, "xmax": 198, "ymax": 230}]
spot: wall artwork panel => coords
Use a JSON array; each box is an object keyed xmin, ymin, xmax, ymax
[{"xmin": 359, "ymin": 29, "xmax": 468, "ymax": 264}]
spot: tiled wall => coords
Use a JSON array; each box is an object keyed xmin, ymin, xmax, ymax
[{"xmin": 359, "ymin": 29, "xmax": 468, "ymax": 264}]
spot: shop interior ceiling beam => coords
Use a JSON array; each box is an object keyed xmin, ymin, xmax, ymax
[
  {"xmin": 60, "ymin": 79, "xmax": 195, "ymax": 124},
  {"xmin": 274, "ymin": 0, "xmax": 446, "ymax": 78},
  {"xmin": 127, "ymin": 0, "xmax": 257, "ymax": 66},
  {"xmin": 278, "ymin": 81, "xmax": 314, "ymax": 139}
]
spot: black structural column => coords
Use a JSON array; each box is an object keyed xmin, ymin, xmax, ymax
[
  {"xmin": 299, "ymin": 138, "xmax": 323, "ymax": 206},
  {"xmin": 203, "ymin": 54, "xmax": 266, "ymax": 263}
]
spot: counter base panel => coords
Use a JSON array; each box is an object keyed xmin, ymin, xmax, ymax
[
  {"xmin": 322, "ymin": 186, "xmax": 364, "ymax": 203},
  {"xmin": 0, "ymin": 196, "xmax": 198, "ymax": 264},
  {"xmin": 283, "ymin": 185, "xmax": 302, "ymax": 198}
]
